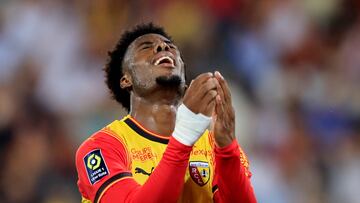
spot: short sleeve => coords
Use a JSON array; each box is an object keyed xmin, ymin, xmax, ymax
[{"xmin": 75, "ymin": 131, "xmax": 131, "ymax": 202}]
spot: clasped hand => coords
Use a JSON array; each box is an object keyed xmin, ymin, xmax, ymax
[{"xmin": 182, "ymin": 71, "xmax": 235, "ymax": 147}]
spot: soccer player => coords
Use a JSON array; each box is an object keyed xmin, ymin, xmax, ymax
[{"xmin": 75, "ymin": 23, "xmax": 257, "ymax": 203}]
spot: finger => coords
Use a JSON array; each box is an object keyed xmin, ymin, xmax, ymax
[
  {"xmin": 189, "ymin": 73, "xmax": 213, "ymax": 94},
  {"xmin": 216, "ymin": 80, "xmax": 225, "ymax": 104},
  {"xmin": 203, "ymin": 89, "xmax": 218, "ymax": 106},
  {"xmin": 216, "ymin": 80, "xmax": 232, "ymax": 118},
  {"xmin": 214, "ymin": 71, "xmax": 230, "ymax": 102},
  {"xmin": 215, "ymin": 94, "xmax": 224, "ymax": 119},
  {"xmin": 200, "ymin": 90, "xmax": 217, "ymax": 117},
  {"xmin": 189, "ymin": 80, "xmax": 194, "ymax": 87},
  {"xmin": 214, "ymin": 72, "xmax": 226, "ymax": 101},
  {"xmin": 214, "ymin": 72, "xmax": 235, "ymax": 119},
  {"xmin": 192, "ymin": 72, "xmax": 213, "ymax": 86},
  {"xmin": 210, "ymin": 114, "xmax": 216, "ymax": 131},
  {"xmin": 185, "ymin": 80, "xmax": 193, "ymax": 93},
  {"xmin": 214, "ymin": 73, "xmax": 234, "ymax": 123},
  {"xmin": 214, "ymin": 71, "xmax": 232, "ymax": 103},
  {"xmin": 203, "ymin": 99, "xmax": 216, "ymax": 117},
  {"xmin": 199, "ymin": 78, "xmax": 218, "ymax": 99},
  {"xmin": 186, "ymin": 73, "xmax": 213, "ymax": 99}
]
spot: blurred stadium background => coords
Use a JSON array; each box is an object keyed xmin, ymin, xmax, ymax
[{"xmin": 0, "ymin": 0, "xmax": 359, "ymax": 202}]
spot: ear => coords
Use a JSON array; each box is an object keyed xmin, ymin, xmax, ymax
[{"xmin": 120, "ymin": 74, "xmax": 132, "ymax": 90}]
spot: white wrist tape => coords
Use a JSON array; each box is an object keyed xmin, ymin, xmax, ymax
[{"xmin": 172, "ymin": 104, "xmax": 212, "ymax": 146}]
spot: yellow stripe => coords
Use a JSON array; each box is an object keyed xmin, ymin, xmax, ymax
[
  {"xmin": 81, "ymin": 196, "xmax": 91, "ymax": 203},
  {"xmin": 100, "ymin": 128, "xmax": 132, "ymax": 169}
]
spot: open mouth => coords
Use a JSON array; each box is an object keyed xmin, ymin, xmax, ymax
[{"xmin": 154, "ymin": 56, "xmax": 175, "ymax": 66}]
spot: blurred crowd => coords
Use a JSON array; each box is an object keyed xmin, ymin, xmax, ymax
[{"xmin": 0, "ymin": 0, "xmax": 359, "ymax": 202}]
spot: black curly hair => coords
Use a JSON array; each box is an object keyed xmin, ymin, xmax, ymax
[{"xmin": 104, "ymin": 23, "xmax": 172, "ymax": 112}]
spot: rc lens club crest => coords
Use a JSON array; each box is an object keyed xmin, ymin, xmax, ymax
[{"xmin": 189, "ymin": 161, "xmax": 210, "ymax": 186}]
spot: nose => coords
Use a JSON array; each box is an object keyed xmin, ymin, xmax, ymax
[{"xmin": 154, "ymin": 41, "xmax": 170, "ymax": 53}]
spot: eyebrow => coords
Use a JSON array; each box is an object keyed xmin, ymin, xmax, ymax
[{"xmin": 138, "ymin": 39, "xmax": 174, "ymax": 46}]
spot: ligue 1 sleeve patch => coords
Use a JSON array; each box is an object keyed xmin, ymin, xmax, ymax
[{"xmin": 83, "ymin": 149, "xmax": 109, "ymax": 185}]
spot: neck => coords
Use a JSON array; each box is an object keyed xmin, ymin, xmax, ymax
[{"xmin": 129, "ymin": 93, "xmax": 180, "ymax": 136}]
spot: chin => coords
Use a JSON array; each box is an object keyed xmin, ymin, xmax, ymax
[{"xmin": 155, "ymin": 74, "xmax": 183, "ymax": 87}]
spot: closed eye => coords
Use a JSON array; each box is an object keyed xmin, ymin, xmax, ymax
[
  {"xmin": 138, "ymin": 41, "xmax": 153, "ymax": 50},
  {"xmin": 141, "ymin": 45, "xmax": 151, "ymax": 50}
]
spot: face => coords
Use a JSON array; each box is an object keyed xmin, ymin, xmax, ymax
[{"xmin": 121, "ymin": 34, "xmax": 185, "ymax": 95}]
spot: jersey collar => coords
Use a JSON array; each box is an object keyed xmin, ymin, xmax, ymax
[{"xmin": 124, "ymin": 116, "xmax": 170, "ymax": 144}]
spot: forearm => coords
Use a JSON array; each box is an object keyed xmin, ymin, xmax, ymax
[
  {"xmin": 101, "ymin": 137, "xmax": 192, "ymax": 203},
  {"xmin": 213, "ymin": 140, "xmax": 257, "ymax": 203}
]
